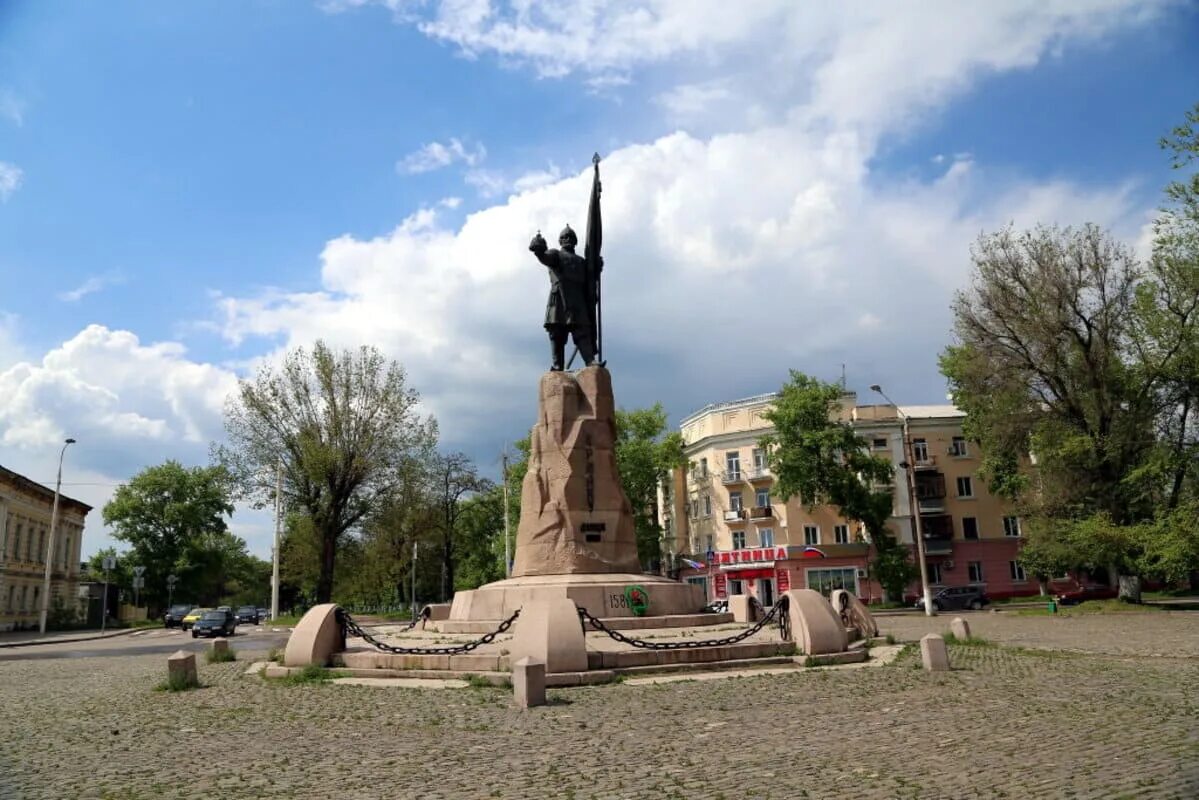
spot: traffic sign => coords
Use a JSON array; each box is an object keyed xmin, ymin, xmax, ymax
[
  {"xmin": 132, "ymin": 577, "xmax": 145, "ymax": 589},
  {"xmin": 132, "ymin": 565, "xmax": 146, "ymax": 577},
  {"xmin": 102, "ymin": 556, "xmax": 116, "ymax": 571},
  {"xmin": 166, "ymin": 574, "xmax": 178, "ymax": 586}
]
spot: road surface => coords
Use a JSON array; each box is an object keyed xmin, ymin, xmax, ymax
[{"xmin": 0, "ymin": 625, "xmax": 289, "ymax": 661}]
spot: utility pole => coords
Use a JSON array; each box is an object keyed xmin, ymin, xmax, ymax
[
  {"xmin": 39, "ymin": 438, "xmax": 75, "ymax": 635},
  {"xmin": 871, "ymin": 385, "xmax": 935, "ymax": 617},
  {"xmin": 411, "ymin": 540, "xmax": 418, "ymax": 621},
  {"xmin": 100, "ymin": 555, "xmax": 114, "ymax": 633},
  {"xmin": 501, "ymin": 449, "xmax": 512, "ymax": 577},
  {"xmin": 271, "ymin": 459, "xmax": 282, "ymax": 622}
]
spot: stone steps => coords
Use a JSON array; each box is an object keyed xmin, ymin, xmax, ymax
[
  {"xmin": 587, "ymin": 640, "xmax": 795, "ymax": 670},
  {"xmin": 432, "ymin": 611, "xmax": 734, "ymax": 635}
]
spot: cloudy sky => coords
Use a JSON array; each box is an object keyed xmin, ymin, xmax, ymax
[{"xmin": 1, "ymin": 1, "xmax": 1196, "ymax": 559}]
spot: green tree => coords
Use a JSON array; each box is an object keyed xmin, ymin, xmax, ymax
[
  {"xmin": 614, "ymin": 404, "xmax": 687, "ymax": 569},
  {"xmin": 217, "ymin": 341, "xmax": 438, "ymax": 603},
  {"xmin": 102, "ymin": 461, "xmax": 235, "ymax": 612},
  {"xmin": 431, "ymin": 452, "xmax": 492, "ymax": 600},
  {"xmin": 759, "ymin": 371, "xmax": 916, "ymax": 600},
  {"xmin": 454, "ymin": 486, "xmax": 507, "ymax": 590}
]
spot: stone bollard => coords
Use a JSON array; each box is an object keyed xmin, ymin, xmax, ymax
[
  {"xmin": 950, "ymin": 617, "xmax": 971, "ymax": 641},
  {"xmin": 920, "ymin": 633, "xmax": 950, "ymax": 672},
  {"xmin": 167, "ymin": 650, "xmax": 199, "ymax": 688},
  {"xmin": 211, "ymin": 638, "xmax": 230, "ymax": 657},
  {"xmin": 513, "ymin": 656, "xmax": 546, "ymax": 709},
  {"xmin": 728, "ymin": 594, "xmax": 756, "ymax": 623}
]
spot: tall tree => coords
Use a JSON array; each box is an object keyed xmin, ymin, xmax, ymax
[
  {"xmin": 218, "ymin": 341, "xmax": 438, "ymax": 603},
  {"xmin": 454, "ymin": 486, "xmax": 507, "ymax": 590},
  {"xmin": 759, "ymin": 371, "xmax": 916, "ymax": 601},
  {"xmin": 940, "ymin": 224, "xmax": 1156, "ymax": 523},
  {"xmin": 614, "ymin": 404, "xmax": 687, "ymax": 569},
  {"xmin": 431, "ymin": 452, "xmax": 492, "ymax": 600},
  {"xmin": 102, "ymin": 461, "xmax": 235, "ymax": 611}
]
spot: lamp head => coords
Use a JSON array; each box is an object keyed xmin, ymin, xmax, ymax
[
  {"xmin": 65, "ymin": 438, "xmax": 76, "ymax": 445},
  {"xmin": 869, "ymin": 384, "xmax": 882, "ymax": 393}
]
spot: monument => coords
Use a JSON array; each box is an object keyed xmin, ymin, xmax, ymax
[{"xmin": 444, "ymin": 156, "xmax": 706, "ymax": 628}]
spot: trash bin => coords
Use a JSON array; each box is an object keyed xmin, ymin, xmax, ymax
[{"xmin": 1047, "ymin": 600, "xmax": 1058, "ymax": 614}]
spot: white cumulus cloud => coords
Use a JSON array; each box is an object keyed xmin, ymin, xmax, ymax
[
  {"xmin": 0, "ymin": 161, "xmax": 23, "ymax": 200},
  {"xmin": 397, "ymin": 137, "xmax": 487, "ymax": 174}
]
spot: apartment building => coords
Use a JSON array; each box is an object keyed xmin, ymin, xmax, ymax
[
  {"xmin": 0, "ymin": 465, "xmax": 91, "ymax": 631},
  {"xmin": 660, "ymin": 391, "xmax": 1033, "ymax": 606}
]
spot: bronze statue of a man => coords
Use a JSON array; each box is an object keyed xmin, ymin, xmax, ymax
[{"xmin": 529, "ymin": 224, "xmax": 599, "ymax": 370}]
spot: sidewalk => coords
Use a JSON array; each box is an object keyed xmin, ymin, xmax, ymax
[{"xmin": 0, "ymin": 626, "xmax": 148, "ymax": 648}]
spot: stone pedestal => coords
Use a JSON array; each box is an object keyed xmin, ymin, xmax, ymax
[
  {"xmin": 782, "ymin": 589, "xmax": 848, "ymax": 655},
  {"xmin": 284, "ymin": 603, "xmax": 345, "ymax": 667},
  {"xmin": 950, "ymin": 617, "xmax": 971, "ymax": 641},
  {"xmin": 513, "ymin": 657, "xmax": 546, "ymax": 708},
  {"xmin": 921, "ymin": 633, "xmax": 950, "ymax": 672},
  {"xmin": 448, "ymin": 367, "xmax": 705, "ymax": 626},
  {"xmin": 728, "ymin": 594, "xmax": 756, "ymax": 623},
  {"xmin": 167, "ymin": 650, "xmax": 198, "ymax": 688},
  {"xmin": 512, "ymin": 367, "xmax": 641, "ymax": 576},
  {"xmin": 508, "ymin": 597, "xmax": 587, "ymax": 674}
]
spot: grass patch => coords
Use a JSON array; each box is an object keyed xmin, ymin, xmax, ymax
[
  {"xmin": 205, "ymin": 646, "xmax": 236, "ymax": 664},
  {"xmin": 266, "ymin": 647, "xmax": 283, "ymax": 663},
  {"xmin": 262, "ymin": 614, "xmax": 303, "ymax": 627},
  {"xmin": 943, "ymin": 633, "xmax": 993, "ymax": 647},
  {"xmin": 1015, "ymin": 599, "xmax": 1161, "ymax": 617},
  {"xmin": 154, "ymin": 671, "xmax": 201, "ymax": 692},
  {"xmin": 265, "ymin": 664, "xmax": 347, "ymax": 685}
]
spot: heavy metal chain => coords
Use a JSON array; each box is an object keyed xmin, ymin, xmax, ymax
[
  {"xmin": 337, "ymin": 608, "xmax": 520, "ymax": 655},
  {"xmin": 576, "ymin": 595, "xmax": 790, "ymax": 651}
]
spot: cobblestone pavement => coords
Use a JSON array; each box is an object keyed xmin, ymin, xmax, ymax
[
  {"xmin": 0, "ymin": 615, "xmax": 1195, "ymax": 800},
  {"xmin": 878, "ymin": 608, "xmax": 1199, "ymax": 657}
]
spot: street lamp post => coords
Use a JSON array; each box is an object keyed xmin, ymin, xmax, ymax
[
  {"xmin": 870, "ymin": 386, "xmax": 935, "ymax": 617},
  {"xmin": 39, "ymin": 438, "xmax": 76, "ymax": 635}
]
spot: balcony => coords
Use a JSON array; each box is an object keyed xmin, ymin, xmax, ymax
[
  {"xmin": 724, "ymin": 509, "xmax": 747, "ymax": 523},
  {"xmin": 912, "ymin": 454, "xmax": 938, "ymax": 470},
  {"xmin": 721, "ymin": 470, "xmax": 743, "ymax": 484},
  {"xmin": 749, "ymin": 506, "xmax": 773, "ymax": 520},
  {"xmin": 918, "ymin": 496, "xmax": 945, "ymax": 514},
  {"xmin": 922, "ymin": 533, "xmax": 954, "ymax": 555},
  {"xmin": 747, "ymin": 467, "xmax": 772, "ymax": 481}
]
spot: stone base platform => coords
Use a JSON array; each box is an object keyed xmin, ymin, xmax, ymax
[
  {"xmin": 446, "ymin": 573, "xmax": 707, "ymax": 624},
  {"xmin": 433, "ymin": 611, "xmax": 733, "ymax": 634}
]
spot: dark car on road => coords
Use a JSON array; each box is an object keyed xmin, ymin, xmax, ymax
[
  {"xmin": 163, "ymin": 604, "xmax": 194, "ymax": 629},
  {"xmin": 1053, "ymin": 581, "xmax": 1118, "ymax": 606},
  {"xmin": 191, "ymin": 610, "xmax": 237, "ymax": 638},
  {"xmin": 913, "ymin": 586, "xmax": 990, "ymax": 612},
  {"xmin": 236, "ymin": 606, "xmax": 260, "ymax": 625}
]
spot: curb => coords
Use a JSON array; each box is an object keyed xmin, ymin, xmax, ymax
[{"xmin": 0, "ymin": 627, "xmax": 149, "ymax": 649}]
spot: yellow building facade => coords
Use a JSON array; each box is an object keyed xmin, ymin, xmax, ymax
[
  {"xmin": 660, "ymin": 392, "xmax": 1032, "ymax": 606},
  {"xmin": 0, "ymin": 465, "xmax": 91, "ymax": 631}
]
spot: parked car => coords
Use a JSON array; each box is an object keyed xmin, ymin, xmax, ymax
[
  {"xmin": 236, "ymin": 605, "xmax": 260, "ymax": 625},
  {"xmin": 257, "ymin": 608, "xmax": 270, "ymax": 622},
  {"xmin": 163, "ymin": 604, "xmax": 194, "ymax": 628},
  {"xmin": 192, "ymin": 610, "xmax": 237, "ymax": 638},
  {"xmin": 1053, "ymin": 581, "xmax": 1118, "ymax": 606},
  {"xmin": 181, "ymin": 607, "xmax": 209, "ymax": 631},
  {"xmin": 913, "ymin": 586, "xmax": 990, "ymax": 612}
]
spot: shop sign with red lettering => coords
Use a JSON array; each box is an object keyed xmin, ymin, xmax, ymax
[
  {"xmin": 714, "ymin": 573, "xmax": 728, "ymax": 599},
  {"xmin": 776, "ymin": 568, "xmax": 790, "ymax": 593},
  {"xmin": 717, "ymin": 547, "xmax": 788, "ymax": 567}
]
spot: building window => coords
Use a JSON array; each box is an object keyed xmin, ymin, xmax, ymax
[
  {"xmin": 699, "ymin": 458, "xmax": 708, "ymax": 477},
  {"xmin": 689, "ymin": 499, "xmax": 698, "ymax": 518},
  {"xmin": 759, "ymin": 528, "xmax": 774, "ymax": 548},
  {"xmin": 755, "ymin": 488, "xmax": 770, "ymax": 508},
  {"xmin": 872, "ymin": 438, "xmax": 887, "ymax": 449},
  {"xmin": 956, "ymin": 476, "xmax": 974, "ymax": 498},
  {"xmin": 1009, "ymin": 561, "xmax": 1027, "ymax": 582},
  {"xmin": 12, "ymin": 524, "xmax": 21, "ymax": 559},
  {"xmin": 752, "ymin": 447, "xmax": 766, "ymax": 470},
  {"xmin": 725, "ymin": 451, "xmax": 741, "ymax": 479},
  {"xmin": 804, "ymin": 525, "xmax": 820, "ymax": 546},
  {"xmin": 728, "ymin": 579, "xmax": 744, "ymax": 596},
  {"xmin": 912, "ymin": 438, "xmax": 929, "ymax": 462},
  {"xmin": 729, "ymin": 491, "xmax": 743, "ymax": 512},
  {"xmin": 805, "ymin": 567, "xmax": 858, "ymax": 597},
  {"xmin": 833, "ymin": 524, "xmax": 850, "ymax": 544},
  {"xmin": 36, "ymin": 531, "xmax": 44, "ymax": 563},
  {"xmin": 702, "ymin": 495, "xmax": 712, "ymax": 517},
  {"xmin": 928, "ymin": 562, "xmax": 942, "ymax": 584},
  {"xmin": 950, "ymin": 436, "xmax": 968, "ymax": 457},
  {"xmin": 968, "ymin": 561, "xmax": 984, "ymax": 583},
  {"xmin": 1003, "ymin": 516, "xmax": 1021, "ymax": 537},
  {"xmin": 962, "ymin": 517, "xmax": 979, "ymax": 540},
  {"xmin": 732, "ymin": 531, "xmax": 746, "ymax": 550}
]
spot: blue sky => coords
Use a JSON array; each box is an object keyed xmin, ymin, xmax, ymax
[{"xmin": 0, "ymin": 1, "xmax": 1195, "ymax": 558}]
